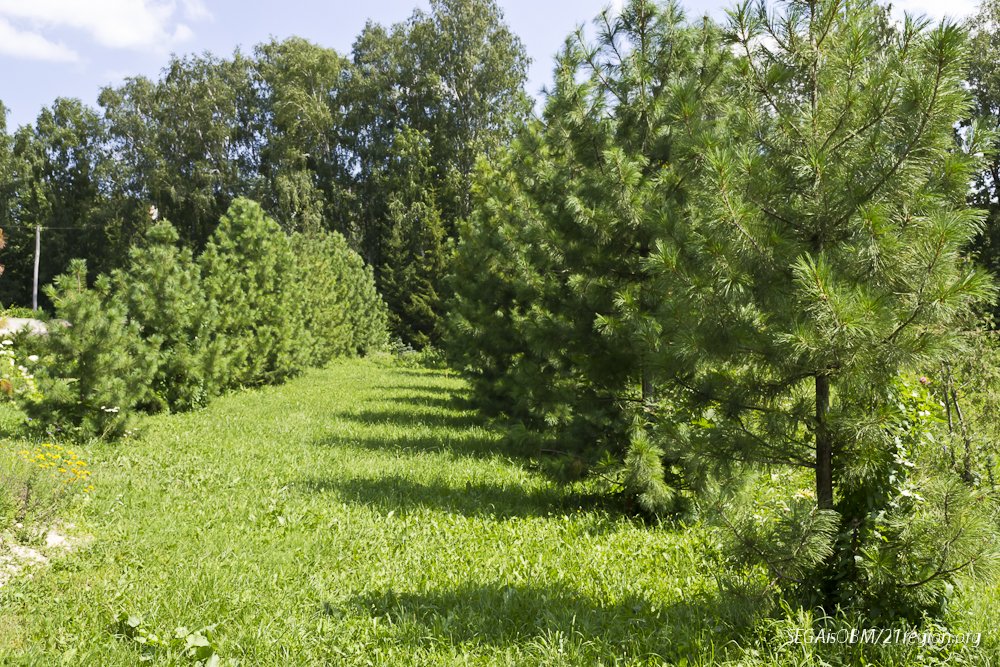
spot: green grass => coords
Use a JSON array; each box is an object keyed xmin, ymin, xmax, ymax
[{"xmin": 0, "ymin": 356, "xmax": 996, "ymax": 665}]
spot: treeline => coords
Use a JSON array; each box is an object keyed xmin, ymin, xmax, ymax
[
  {"xmin": 447, "ymin": 0, "xmax": 1000, "ymax": 622},
  {"xmin": 0, "ymin": 0, "xmax": 529, "ymax": 346},
  {"xmin": 16, "ymin": 198, "xmax": 387, "ymax": 438}
]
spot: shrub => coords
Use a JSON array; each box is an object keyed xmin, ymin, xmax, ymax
[
  {"xmin": 20, "ymin": 260, "xmax": 155, "ymax": 439},
  {"xmin": 338, "ymin": 246, "xmax": 389, "ymax": 357},
  {"xmin": 14, "ymin": 201, "xmax": 389, "ymax": 438},
  {"xmin": 200, "ymin": 198, "xmax": 308, "ymax": 389}
]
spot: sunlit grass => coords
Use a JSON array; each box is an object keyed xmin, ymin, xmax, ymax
[{"xmin": 0, "ymin": 356, "xmax": 995, "ymax": 665}]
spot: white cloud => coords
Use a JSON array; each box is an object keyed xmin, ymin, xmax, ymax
[
  {"xmin": 180, "ymin": 0, "xmax": 212, "ymax": 22},
  {"xmin": 0, "ymin": 0, "xmax": 211, "ymax": 53},
  {"xmin": 172, "ymin": 23, "xmax": 194, "ymax": 43},
  {"xmin": 0, "ymin": 17, "xmax": 78, "ymax": 62}
]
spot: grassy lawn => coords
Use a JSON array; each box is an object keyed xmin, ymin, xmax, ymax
[{"xmin": 0, "ymin": 356, "xmax": 996, "ymax": 666}]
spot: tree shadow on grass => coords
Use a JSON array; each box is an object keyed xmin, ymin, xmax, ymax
[
  {"xmin": 335, "ymin": 405, "xmax": 483, "ymax": 430},
  {"xmin": 373, "ymin": 383, "xmax": 454, "ymax": 396},
  {"xmin": 338, "ymin": 582, "xmax": 760, "ymax": 662},
  {"xmin": 296, "ymin": 473, "xmax": 606, "ymax": 519},
  {"xmin": 372, "ymin": 394, "xmax": 471, "ymax": 412},
  {"xmin": 375, "ymin": 366, "xmax": 455, "ymax": 380},
  {"xmin": 314, "ymin": 422, "xmax": 539, "ymax": 463}
]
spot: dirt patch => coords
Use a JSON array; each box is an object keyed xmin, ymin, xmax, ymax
[{"xmin": 0, "ymin": 524, "xmax": 88, "ymax": 590}]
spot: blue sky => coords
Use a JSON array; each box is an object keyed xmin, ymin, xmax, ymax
[{"xmin": 0, "ymin": 0, "xmax": 974, "ymax": 131}]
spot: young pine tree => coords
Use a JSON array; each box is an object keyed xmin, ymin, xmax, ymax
[
  {"xmin": 656, "ymin": 0, "xmax": 998, "ymax": 616},
  {"xmin": 200, "ymin": 198, "xmax": 308, "ymax": 389},
  {"xmin": 23, "ymin": 260, "xmax": 155, "ymax": 439},
  {"xmin": 447, "ymin": 0, "xmax": 726, "ymax": 499},
  {"xmin": 290, "ymin": 228, "xmax": 389, "ymax": 365},
  {"xmin": 112, "ymin": 220, "xmax": 214, "ymax": 412}
]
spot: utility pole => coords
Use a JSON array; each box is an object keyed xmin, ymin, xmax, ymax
[{"xmin": 32, "ymin": 224, "xmax": 40, "ymax": 312}]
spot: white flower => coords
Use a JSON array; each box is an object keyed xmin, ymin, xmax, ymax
[
  {"xmin": 27, "ymin": 355, "xmax": 38, "ymax": 363},
  {"xmin": 2, "ymin": 340, "xmax": 12, "ymax": 346},
  {"xmin": 100, "ymin": 406, "xmax": 120, "ymax": 414}
]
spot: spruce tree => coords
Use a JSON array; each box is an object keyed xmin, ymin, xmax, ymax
[{"xmin": 377, "ymin": 128, "xmax": 447, "ymax": 348}]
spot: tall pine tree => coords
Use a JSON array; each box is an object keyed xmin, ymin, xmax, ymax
[{"xmin": 448, "ymin": 0, "xmax": 726, "ymax": 498}]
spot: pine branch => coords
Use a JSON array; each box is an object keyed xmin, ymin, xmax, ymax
[{"xmin": 832, "ymin": 43, "xmax": 947, "ymax": 230}]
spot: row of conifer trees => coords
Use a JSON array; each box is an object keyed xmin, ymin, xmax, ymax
[
  {"xmin": 445, "ymin": 0, "xmax": 1000, "ymax": 620},
  {"xmin": 16, "ymin": 198, "xmax": 387, "ymax": 438}
]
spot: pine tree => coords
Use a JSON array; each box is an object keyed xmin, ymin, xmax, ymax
[
  {"xmin": 23, "ymin": 260, "xmax": 155, "ymax": 439},
  {"xmin": 200, "ymin": 198, "xmax": 308, "ymax": 389},
  {"xmin": 290, "ymin": 228, "xmax": 389, "ymax": 364},
  {"xmin": 447, "ymin": 0, "xmax": 726, "ymax": 498},
  {"xmin": 655, "ymin": 0, "xmax": 998, "ymax": 615},
  {"xmin": 112, "ymin": 220, "xmax": 213, "ymax": 412}
]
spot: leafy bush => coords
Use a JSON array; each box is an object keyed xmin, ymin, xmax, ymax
[
  {"xmin": 200, "ymin": 198, "xmax": 308, "ymax": 389},
  {"xmin": 20, "ymin": 260, "xmax": 155, "ymax": 439},
  {"xmin": 290, "ymin": 229, "xmax": 388, "ymax": 365},
  {"xmin": 111, "ymin": 220, "xmax": 214, "ymax": 412},
  {"xmin": 0, "ymin": 339, "xmax": 40, "ymax": 403}
]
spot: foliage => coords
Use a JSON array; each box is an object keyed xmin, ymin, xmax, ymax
[
  {"xmin": 378, "ymin": 129, "xmax": 448, "ymax": 347},
  {"xmin": 655, "ymin": 0, "xmax": 997, "ymax": 615},
  {"xmin": 19, "ymin": 260, "xmax": 155, "ymax": 439},
  {"xmin": 0, "ymin": 339, "xmax": 40, "ymax": 403},
  {"xmin": 98, "ymin": 54, "xmax": 254, "ymax": 252},
  {"xmin": 0, "ymin": 1, "xmax": 529, "ymax": 349},
  {"xmin": 15, "ymin": 442, "xmax": 94, "ymax": 493},
  {"xmin": 0, "ymin": 439, "xmax": 91, "ymax": 535},
  {"xmin": 111, "ymin": 220, "xmax": 214, "ymax": 412},
  {"xmin": 0, "ymin": 99, "xmax": 125, "ymax": 309},
  {"xmin": 0, "ymin": 306, "xmax": 41, "ymax": 319},
  {"xmin": 966, "ymin": 0, "xmax": 1000, "ymax": 296},
  {"xmin": 8, "ymin": 198, "xmax": 386, "ymax": 438},
  {"xmin": 290, "ymin": 228, "xmax": 388, "ymax": 365},
  {"xmin": 345, "ymin": 0, "xmax": 529, "ymax": 344},
  {"xmin": 447, "ymin": 0, "xmax": 1000, "ymax": 621},
  {"xmin": 446, "ymin": 0, "xmax": 727, "ymax": 508},
  {"xmin": 200, "ymin": 198, "xmax": 308, "ymax": 390}
]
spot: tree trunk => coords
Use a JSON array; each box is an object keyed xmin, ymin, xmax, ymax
[{"xmin": 815, "ymin": 374, "xmax": 833, "ymax": 510}]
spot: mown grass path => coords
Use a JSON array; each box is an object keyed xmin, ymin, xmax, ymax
[{"xmin": 0, "ymin": 358, "xmax": 719, "ymax": 666}]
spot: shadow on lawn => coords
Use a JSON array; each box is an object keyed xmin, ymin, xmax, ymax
[
  {"xmin": 375, "ymin": 366, "xmax": 455, "ymax": 381},
  {"xmin": 340, "ymin": 583, "xmax": 759, "ymax": 661},
  {"xmin": 316, "ymin": 429, "xmax": 508, "ymax": 460},
  {"xmin": 372, "ymin": 393, "xmax": 471, "ymax": 412},
  {"xmin": 297, "ymin": 473, "xmax": 606, "ymax": 519},
  {"xmin": 334, "ymin": 405, "xmax": 483, "ymax": 430},
  {"xmin": 373, "ymin": 383, "xmax": 454, "ymax": 395}
]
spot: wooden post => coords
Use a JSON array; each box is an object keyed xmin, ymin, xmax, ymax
[{"xmin": 32, "ymin": 224, "xmax": 40, "ymax": 311}]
